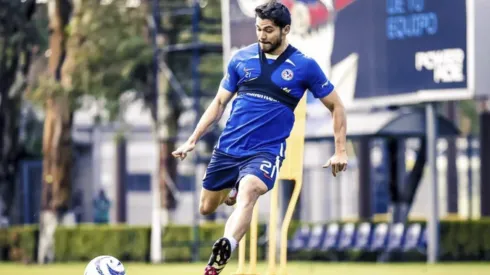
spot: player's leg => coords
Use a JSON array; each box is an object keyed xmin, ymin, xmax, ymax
[
  {"xmin": 204, "ymin": 154, "xmax": 280, "ymax": 275},
  {"xmin": 224, "ymin": 175, "xmax": 267, "ymax": 239},
  {"xmin": 204, "ymin": 175, "xmax": 268, "ymax": 275},
  {"xmin": 200, "ymin": 150, "xmax": 240, "ymax": 216},
  {"xmin": 199, "ymin": 188, "xmax": 231, "ymax": 215}
]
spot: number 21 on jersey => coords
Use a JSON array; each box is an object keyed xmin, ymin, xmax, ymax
[{"xmin": 260, "ymin": 160, "xmax": 276, "ymax": 180}]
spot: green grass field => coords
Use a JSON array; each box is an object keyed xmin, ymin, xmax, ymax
[{"xmin": 1, "ymin": 261, "xmax": 489, "ymax": 275}]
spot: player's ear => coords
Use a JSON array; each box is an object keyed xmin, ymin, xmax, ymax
[{"xmin": 282, "ymin": 25, "xmax": 291, "ymax": 35}]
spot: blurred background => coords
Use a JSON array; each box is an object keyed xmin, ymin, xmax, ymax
[{"xmin": 1, "ymin": 0, "xmax": 490, "ymax": 273}]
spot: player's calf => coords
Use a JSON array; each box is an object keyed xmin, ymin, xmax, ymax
[
  {"xmin": 225, "ymin": 175, "xmax": 267, "ymax": 240},
  {"xmin": 204, "ymin": 175, "xmax": 268, "ymax": 275}
]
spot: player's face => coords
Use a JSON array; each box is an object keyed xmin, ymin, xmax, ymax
[{"xmin": 255, "ymin": 17, "xmax": 289, "ymax": 54}]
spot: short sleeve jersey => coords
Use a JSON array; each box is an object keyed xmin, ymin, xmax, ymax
[{"xmin": 217, "ymin": 43, "xmax": 334, "ymax": 158}]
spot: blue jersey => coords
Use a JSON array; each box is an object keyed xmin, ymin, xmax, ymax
[{"xmin": 216, "ymin": 43, "xmax": 334, "ymax": 157}]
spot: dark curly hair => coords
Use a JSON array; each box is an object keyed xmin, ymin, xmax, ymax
[{"xmin": 255, "ymin": 1, "xmax": 292, "ymax": 29}]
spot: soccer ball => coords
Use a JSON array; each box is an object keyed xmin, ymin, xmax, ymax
[{"xmin": 84, "ymin": 255, "xmax": 126, "ymax": 275}]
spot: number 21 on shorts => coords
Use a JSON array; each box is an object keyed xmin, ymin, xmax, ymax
[{"xmin": 260, "ymin": 160, "xmax": 276, "ymax": 180}]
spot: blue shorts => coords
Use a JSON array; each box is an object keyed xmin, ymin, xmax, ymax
[{"xmin": 202, "ymin": 149, "xmax": 283, "ymax": 191}]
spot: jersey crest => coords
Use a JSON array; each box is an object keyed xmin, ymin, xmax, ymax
[{"xmin": 281, "ymin": 69, "xmax": 294, "ymax": 81}]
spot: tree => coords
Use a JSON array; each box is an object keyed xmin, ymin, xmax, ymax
[
  {"xmin": 30, "ymin": 0, "xmax": 152, "ymax": 263},
  {"xmin": 145, "ymin": 0, "xmax": 224, "ymax": 224},
  {"xmin": 153, "ymin": 0, "xmax": 224, "ymax": 211},
  {"xmin": 0, "ymin": 0, "xmax": 38, "ymax": 222}
]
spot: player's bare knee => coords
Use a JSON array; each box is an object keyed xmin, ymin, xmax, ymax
[
  {"xmin": 199, "ymin": 197, "xmax": 218, "ymax": 216},
  {"xmin": 199, "ymin": 189, "xmax": 229, "ymax": 215},
  {"xmin": 237, "ymin": 175, "xmax": 268, "ymax": 206},
  {"xmin": 199, "ymin": 202, "xmax": 217, "ymax": 216}
]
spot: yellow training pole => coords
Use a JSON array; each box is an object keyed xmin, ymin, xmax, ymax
[
  {"xmin": 277, "ymin": 95, "xmax": 307, "ymax": 275},
  {"xmin": 266, "ymin": 179, "xmax": 279, "ymax": 275},
  {"xmin": 234, "ymin": 234, "xmax": 246, "ymax": 275},
  {"xmin": 248, "ymin": 202, "xmax": 259, "ymax": 275}
]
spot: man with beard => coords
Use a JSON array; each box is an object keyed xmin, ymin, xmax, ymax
[{"xmin": 172, "ymin": 1, "xmax": 348, "ymax": 274}]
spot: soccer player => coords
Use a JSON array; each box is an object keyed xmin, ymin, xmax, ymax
[{"xmin": 171, "ymin": 2, "xmax": 347, "ymax": 274}]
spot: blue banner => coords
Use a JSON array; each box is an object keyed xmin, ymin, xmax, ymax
[
  {"xmin": 332, "ymin": 0, "xmax": 467, "ymax": 99},
  {"xmin": 225, "ymin": 0, "xmax": 469, "ymax": 109}
]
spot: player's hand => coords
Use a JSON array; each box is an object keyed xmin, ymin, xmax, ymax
[
  {"xmin": 171, "ymin": 140, "xmax": 196, "ymax": 161},
  {"xmin": 323, "ymin": 151, "xmax": 348, "ymax": 177}
]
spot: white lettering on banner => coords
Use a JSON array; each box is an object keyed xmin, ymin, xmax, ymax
[{"xmin": 415, "ymin": 48, "xmax": 465, "ymax": 83}]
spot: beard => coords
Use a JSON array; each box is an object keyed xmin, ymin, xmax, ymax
[{"xmin": 259, "ymin": 36, "xmax": 283, "ymax": 54}]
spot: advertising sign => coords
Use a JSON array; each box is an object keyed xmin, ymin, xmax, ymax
[{"xmin": 221, "ymin": 0, "xmax": 490, "ymax": 111}]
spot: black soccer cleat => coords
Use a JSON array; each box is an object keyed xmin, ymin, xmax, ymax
[{"xmin": 203, "ymin": 237, "xmax": 232, "ymax": 275}]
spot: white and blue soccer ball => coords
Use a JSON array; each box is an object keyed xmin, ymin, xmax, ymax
[{"xmin": 84, "ymin": 255, "xmax": 126, "ymax": 275}]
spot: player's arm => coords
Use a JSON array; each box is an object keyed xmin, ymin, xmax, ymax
[
  {"xmin": 187, "ymin": 57, "xmax": 240, "ymax": 145},
  {"xmin": 172, "ymin": 87, "xmax": 234, "ymax": 160},
  {"xmin": 172, "ymin": 57, "xmax": 239, "ymax": 160},
  {"xmin": 187, "ymin": 87, "xmax": 234, "ymax": 145},
  {"xmin": 319, "ymin": 90, "xmax": 347, "ymax": 154},
  {"xmin": 306, "ymin": 58, "xmax": 347, "ymax": 175}
]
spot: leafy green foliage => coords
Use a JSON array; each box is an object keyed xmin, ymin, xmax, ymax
[
  {"xmin": 29, "ymin": 0, "xmax": 153, "ymax": 120},
  {"xmin": 0, "ymin": 0, "xmax": 38, "ymax": 89},
  {"xmin": 3, "ymin": 220, "xmax": 490, "ymax": 263},
  {"xmin": 159, "ymin": 0, "xmax": 224, "ymax": 100}
]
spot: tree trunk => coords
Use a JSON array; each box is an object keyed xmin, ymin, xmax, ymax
[
  {"xmin": 159, "ymin": 141, "xmax": 177, "ymax": 211},
  {"xmin": 41, "ymin": 95, "xmax": 72, "ymax": 213},
  {"xmin": 157, "ymin": 62, "xmax": 178, "ymax": 215},
  {"xmin": 38, "ymin": 0, "xmax": 73, "ymax": 264},
  {"xmin": 151, "ymin": 7, "xmax": 180, "ymax": 220}
]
